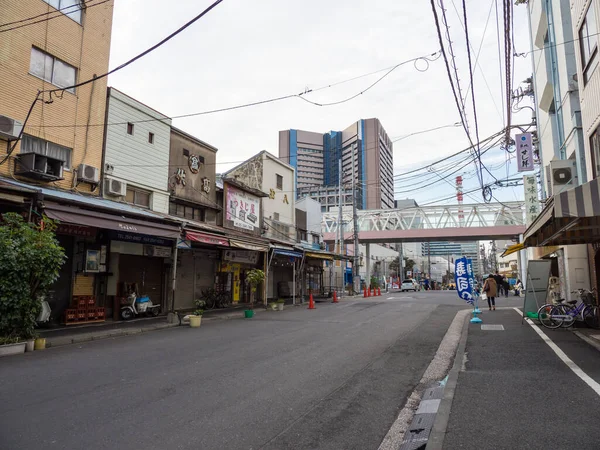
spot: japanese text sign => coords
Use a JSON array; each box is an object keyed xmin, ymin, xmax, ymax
[
  {"xmin": 516, "ymin": 133, "xmax": 534, "ymax": 172},
  {"xmin": 455, "ymin": 256, "xmax": 474, "ymax": 304},
  {"xmin": 523, "ymin": 175, "xmax": 539, "ymax": 225}
]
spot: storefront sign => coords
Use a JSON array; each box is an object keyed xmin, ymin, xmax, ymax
[
  {"xmin": 223, "ymin": 249, "xmax": 259, "ymax": 265},
  {"xmin": 186, "ymin": 231, "xmax": 229, "ymax": 247},
  {"xmin": 226, "ymin": 185, "xmax": 260, "ymax": 231},
  {"xmin": 56, "ymin": 224, "xmax": 96, "ymax": 238},
  {"xmin": 144, "ymin": 245, "xmax": 172, "ymax": 258},
  {"xmin": 523, "ymin": 175, "xmax": 539, "ymax": 225},
  {"xmin": 516, "ymin": 133, "xmax": 534, "ymax": 172},
  {"xmin": 110, "ymin": 231, "xmax": 171, "ymax": 246}
]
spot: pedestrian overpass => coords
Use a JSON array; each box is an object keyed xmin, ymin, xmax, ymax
[{"xmin": 322, "ymin": 201, "xmax": 526, "ymax": 243}]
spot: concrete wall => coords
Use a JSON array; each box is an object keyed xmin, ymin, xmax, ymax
[
  {"xmin": 103, "ymin": 88, "xmax": 171, "ymax": 213},
  {"xmin": 0, "ymin": 0, "xmax": 114, "ymax": 193},
  {"xmin": 261, "ymin": 153, "xmax": 296, "ymax": 241}
]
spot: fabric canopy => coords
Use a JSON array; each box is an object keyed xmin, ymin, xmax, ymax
[
  {"xmin": 185, "ymin": 230, "xmax": 229, "ymax": 247},
  {"xmin": 524, "ymin": 178, "xmax": 600, "ymax": 247},
  {"xmin": 500, "ymin": 243, "xmax": 525, "ymax": 258},
  {"xmin": 273, "ymin": 249, "xmax": 303, "ymax": 258},
  {"xmin": 229, "ymin": 238, "xmax": 269, "ymax": 252},
  {"xmin": 305, "ymin": 252, "xmax": 334, "ymax": 261},
  {"xmin": 44, "ymin": 202, "xmax": 181, "ymax": 239}
]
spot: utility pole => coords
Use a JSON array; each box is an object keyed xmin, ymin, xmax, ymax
[
  {"xmin": 352, "ymin": 146, "xmax": 361, "ymax": 294},
  {"xmin": 427, "ymin": 242, "xmax": 431, "ymax": 281},
  {"xmin": 398, "ymin": 242, "xmax": 404, "ymax": 284}
]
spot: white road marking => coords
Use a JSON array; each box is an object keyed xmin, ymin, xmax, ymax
[
  {"xmin": 514, "ymin": 307, "xmax": 600, "ymax": 397},
  {"xmin": 387, "ymin": 297, "xmax": 395, "ymax": 300}
]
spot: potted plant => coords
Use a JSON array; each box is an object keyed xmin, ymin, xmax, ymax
[
  {"xmin": 0, "ymin": 336, "xmax": 26, "ymax": 357},
  {"xmin": 189, "ymin": 309, "xmax": 204, "ymax": 328},
  {"xmin": 0, "ymin": 214, "xmax": 65, "ymax": 357},
  {"xmin": 269, "ymin": 302, "xmax": 278, "ymax": 311},
  {"xmin": 245, "ymin": 269, "xmax": 265, "ymax": 318},
  {"xmin": 276, "ymin": 299, "xmax": 285, "ymax": 311}
]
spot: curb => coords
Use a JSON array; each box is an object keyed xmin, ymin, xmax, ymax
[
  {"xmin": 426, "ymin": 309, "xmax": 470, "ymax": 450},
  {"xmin": 572, "ymin": 330, "xmax": 600, "ymax": 353},
  {"xmin": 46, "ymin": 323, "xmax": 179, "ymax": 348}
]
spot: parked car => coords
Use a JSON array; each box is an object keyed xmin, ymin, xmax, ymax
[{"xmin": 400, "ymin": 279, "xmax": 418, "ymax": 292}]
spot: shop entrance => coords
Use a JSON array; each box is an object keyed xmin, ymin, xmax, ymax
[
  {"xmin": 118, "ymin": 254, "xmax": 165, "ymax": 308},
  {"xmin": 49, "ymin": 235, "xmax": 74, "ymax": 323}
]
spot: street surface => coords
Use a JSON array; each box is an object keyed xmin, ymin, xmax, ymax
[{"xmin": 1, "ymin": 291, "xmax": 466, "ymax": 450}]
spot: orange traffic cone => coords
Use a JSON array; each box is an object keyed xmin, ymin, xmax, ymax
[
  {"xmin": 332, "ymin": 290, "xmax": 338, "ymax": 303},
  {"xmin": 367, "ymin": 287, "xmax": 371, "ymax": 297},
  {"xmin": 378, "ymin": 288, "xmax": 381, "ymax": 296},
  {"xmin": 363, "ymin": 288, "xmax": 367, "ymax": 298},
  {"xmin": 308, "ymin": 293, "xmax": 316, "ymax": 309}
]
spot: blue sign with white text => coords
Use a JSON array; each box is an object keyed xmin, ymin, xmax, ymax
[{"xmin": 455, "ymin": 257, "xmax": 474, "ymax": 304}]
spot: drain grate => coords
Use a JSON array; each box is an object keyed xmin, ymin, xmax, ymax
[{"xmin": 481, "ymin": 324, "xmax": 505, "ymax": 331}]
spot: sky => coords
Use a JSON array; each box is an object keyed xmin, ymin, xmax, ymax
[{"xmin": 107, "ymin": 0, "xmax": 536, "ymax": 206}]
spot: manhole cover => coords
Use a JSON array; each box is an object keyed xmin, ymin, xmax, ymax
[{"xmin": 481, "ymin": 325, "xmax": 505, "ymax": 331}]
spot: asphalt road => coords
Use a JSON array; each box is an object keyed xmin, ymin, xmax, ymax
[{"xmin": 0, "ymin": 291, "xmax": 468, "ymax": 450}]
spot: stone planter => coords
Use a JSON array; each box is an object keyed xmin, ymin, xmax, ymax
[
  {"xmin": 25, "ymin": 340, "xmax": 35, "ymax": 352},
  {"xmin": 0, "ymin": 342, "xmax": 26, "ymax": 357},
  {"xmin": 189, "ymin": 316, "xmax": 202, "ymax": 328},
  {"xmin": 277, "ymin": 303, "xmax": 284, "ymax": 311}
]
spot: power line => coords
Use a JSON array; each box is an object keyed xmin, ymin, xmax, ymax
[
  {"xmin": 0, "ymin": 0, "xmax": 112, "ymax": 33},
  {"xmin": 391, "ymin": 122, "xmax": 461, "ymax": 143},
  {"xmin": 29, "ymin": 51, "xmax": 439, "ymax": 130}
]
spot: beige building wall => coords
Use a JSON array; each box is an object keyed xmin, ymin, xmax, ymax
[{"xmin": 0, "ymin": 0, "xmax": 114, "ymax": 193}]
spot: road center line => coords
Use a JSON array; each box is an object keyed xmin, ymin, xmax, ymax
[{"xmin": 513, "ymin": 307, "xmax": 600, "ymax": 397}]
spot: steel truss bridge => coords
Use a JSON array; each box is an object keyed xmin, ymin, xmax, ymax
[{"xmin": 322, "ymin": 201, "xmax": 527, "ymax": 243}]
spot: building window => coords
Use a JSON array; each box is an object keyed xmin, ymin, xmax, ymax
[
  {"xmin": 273, "ymin": 212, "xmax": 280, "ymax": 221},
  {"xmin": 169, "ymin": 203, "xmax": 206, "ymax": 222},
  {"xmin": 20, "ymin": 134, "xmax": 72, "ymax": 169},
  {"xmin": 148, "ymin": 132, "xmax": 154, "ymax": 144},
  {"xmin": 276, "ymin": 174, "xmax": 283, "ymax": 190},
  {"xmin": 29, "ymin": 47, "xmax": 76, "ymax": 93},
  {"xmin": 125, "ymin": 187, "xmax": 151, "ymax": 208},
  {"xmin": 591, "ymin": 125, "xmax": 600, "ymax": 178},
  {"xmin": 312, "ymin": 234, "xmax": 320, "ymax": 244},
  {"xmin": 127, "ymin": 123, "xmax": 134, "ymax": 135},
  {"xmin": 43, "ymin": 0, "xmax": 83, "ymax": 23},
  {"xmin": 579, "ymin": 2, "xmax": 599, "ymax": 84}
]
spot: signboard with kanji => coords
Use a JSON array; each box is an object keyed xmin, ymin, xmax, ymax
[
  {"xmin": 523, "ymin": 175, "xmax": 539, "ymax": 225},
  {"xmin": 516, "ymin": 133, "xmax": 534, "ymax": 172},
  {"xmin": 454, "ymin": 257, "xmax": 475, "ymax": 304}
]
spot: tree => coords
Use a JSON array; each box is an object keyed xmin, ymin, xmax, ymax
[
  {"xmin": 245, "ymin": 269, "xmax": 265, "ymax": 307},
  {"xmin": 0, "ymin": 213, "xmax": 66, "ymax": 340},
  {"xmin": 389, "ymin": 257, "xmax": 416, "ymax": 277}
]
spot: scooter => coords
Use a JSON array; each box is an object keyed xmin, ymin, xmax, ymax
[{"xmin": 120, "ymin": 293, "xmax": 161, "ymax": 320}]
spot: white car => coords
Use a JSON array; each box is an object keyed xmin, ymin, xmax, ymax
[{"xmin": 400, "ymin": 279, "xmax": 417, "ymax": 292}]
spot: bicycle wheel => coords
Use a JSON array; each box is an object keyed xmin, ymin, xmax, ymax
[
  {"xmin": 556, "ymin": 304, "xmax": 575, "ymax": 328},
  {"xmin": 583, "ymin": 305, "xmax": 600, "ymax": 329},
  {"xmin": 202, "ymin": 290, "xmax": 216, "ymax": 310},
  {"xmin": 537, "ymin": 304, "xmax": 564, "ymax": 329}
]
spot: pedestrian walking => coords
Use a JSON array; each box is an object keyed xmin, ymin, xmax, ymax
[
  {"xmin": 483, "ymin": 274, "xmax": 498, "ymax": 311},
  {"xmin": 493, "ymin": 271, "xmax": 504, "ymax": 296},
  {"xmin": 502, "ymin": 276, "xmax": 509, "ymax": 298}
]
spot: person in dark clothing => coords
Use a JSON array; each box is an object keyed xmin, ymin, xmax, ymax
[
  {"xmin": 483, "ymin": 275, "xmax": 498, "ymax": 310},
  {"xmin": 494, "ymin": 271, "xmax": 504, "ymax": 296}
]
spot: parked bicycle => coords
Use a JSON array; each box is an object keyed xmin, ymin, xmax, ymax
[
  {"xmin": 537, "ymin": 288, "xmax": 599, "ymax": 329},
  {"xmin": 199, "ymin": 288, "xmax": 232, "ymax": 310}
]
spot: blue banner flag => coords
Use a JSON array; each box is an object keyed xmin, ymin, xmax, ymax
[{"xmin": 455, "ymin": 256, "xmax": 474, "ymax": 304}]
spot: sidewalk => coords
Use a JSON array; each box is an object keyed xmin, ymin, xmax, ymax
[
  {"xmin": 38, "ymin": 305, "xmax": 268, "ymax": 348},
  {"xmin": 439, "ymin": 308, "xmax": 600, "ymax": 450}
]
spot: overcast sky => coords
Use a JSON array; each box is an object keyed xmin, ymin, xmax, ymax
[{"xmin": 108, "ymin": 0, "xmax": 534, "ymax": 205}]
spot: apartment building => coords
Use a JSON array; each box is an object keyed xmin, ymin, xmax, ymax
[
  {"xmin": 0, "ymin": 0, "xmax": 114, "ymax": 192},
  {"xmin": 279, "ymin": 118, "xmax": 394, "ymax": 211}
]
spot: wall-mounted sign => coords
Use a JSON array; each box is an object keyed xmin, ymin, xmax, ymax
[
  {"xmin": 223, "ymin": 249, "xmax": 259, "ymax": 264},
  {"xmin": 283, "ymin": 194, "xmax": 289, "ymax": 204},
  {"xmin": 269, "ymin": 189, "xmax": 276, "ymax": 200},
  {"xmin": 202, "ymin": 177, "xmax": 211, "ymax": 193},
  {"xmin": 523, "ymin": 175, "xmax": 539, "ymax": 225},
  {"xmin": 516, "ymin": 133, "xmax": 534, "ymax": 172},
  {"xmin": 56, "ymin": 224, "xmax": 96, "ymax": 238},
  {"xmin": 144, "ymin": 245, "xmax": 172, "ymax": 258},
  {"xmin": 85, "ymin": 249, "xmax": 100, "ymax": 273},
  {"xmin": 109, "ymin": 231, "xmax": 170, "ymax": 246},
  {"xmin": 226, "ymin": 184, "xmax": 260, "ymax": 231},
  {"xmin": 175, "ymin": 168, "xmax": 186, "ymax": 186},
  {"xmin": 188, "ymin": 155, "xmax": 201, "ymax": 174}
]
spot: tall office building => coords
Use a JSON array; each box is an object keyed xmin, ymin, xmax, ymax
[
  {"xmin": 421, "ymin": 241, "xmax": 482, "ymax": 278},
  {"xmin": 279, "ymin": 118, "xmax": 394, "ymax": 211}
]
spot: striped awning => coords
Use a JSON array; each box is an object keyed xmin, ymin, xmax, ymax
[
  {"xmin": 554, "ymin": 177, "xmax": 600, "ymax": 218},
  {"xmin": 524, "ymin": 178, "xmax": 600, "ymax": 247}
]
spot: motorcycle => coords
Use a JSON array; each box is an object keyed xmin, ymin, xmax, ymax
[{"xmin": 121, "ymin": 293, "xmax": 161, "ymax": 320}]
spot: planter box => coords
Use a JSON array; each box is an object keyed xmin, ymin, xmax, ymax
[
  {"xmin": 277, "ymin": 303, "xmax": 284, "ymax": 311},
  {"xmin": 0, "ymin": 342, "xmax": 26, "ymax": 357}
]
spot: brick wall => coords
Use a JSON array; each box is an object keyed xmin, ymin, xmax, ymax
[{"xmin": 0, "ymin": 0, "xmax": 114, "ymax": 193}]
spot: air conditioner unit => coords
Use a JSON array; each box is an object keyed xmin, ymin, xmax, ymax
[
  {"xmin": 77, "ymin": 164, "xmax": 100, "ymax": 184},
  {"xmin": 550, "ymin": 159, "xmax": 578, "ymax": 196},
  {"xmin": 0, "ymin": 115, "xmax": 23, "ymax": 140},
  {"xmin": 15, "ymin": 152, "xmax": 64, "ymax": 181},
  {"xmin": 104, "ymin": 177, "xmax": 127, "ymax": 196}
]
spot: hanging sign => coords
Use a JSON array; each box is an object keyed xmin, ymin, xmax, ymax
[
  {"xmin": 454, "ymin": 257, "xmax": 474, "ymax": 304},
  {"xmin": 523, "ymin": 175, "xmax": 539, "ymax": 225},
  {"xmin": 516, "ymin": 133, "xmax": 534, "ymax": 172}
]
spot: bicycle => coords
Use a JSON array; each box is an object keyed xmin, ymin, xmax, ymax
[{"xmin": 537, "ymin": 289, "xmax": 599, "ymax": 329}]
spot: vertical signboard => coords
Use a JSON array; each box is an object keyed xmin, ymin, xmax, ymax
[
  {"xmin": 516, "ymin": 133, "xmax": 534, "ymax": 172},
  {"xmin": 455, "ymin": 256, "xmax": 474, "ymax": 304},
  {"xmin": 523, "ymin": 175, "xmax": 540, "ymax": 226}
]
